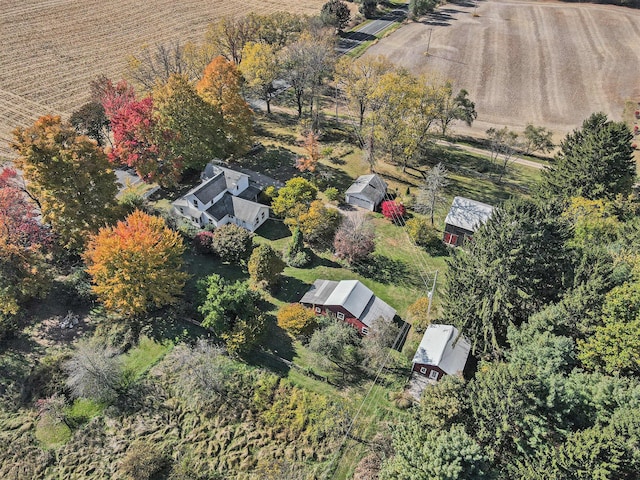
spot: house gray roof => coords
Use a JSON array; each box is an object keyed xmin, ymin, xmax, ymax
[
  {"xmin": 300, "ymin": 279, "xmax": 340, "ymax": 305},
  {"xmin": 412, "ymin": 324, "xmax": 471, "ymax": 375},
  {"xmin": 206, "ymin": 193, "xmax": 265, "ymax": 223},
  {"xmin": 444, "ymin": 196, "xmax": 494, "ymax": 232},
  {"xmin": 299, "ymin": 279, "xmax": 396, "ymax": 327},
  {"xmin": 325, "ymin": 279, "xmax": 375, "ymax": 319},
  {"xmin": 191, "ymin": 173, "xmax": 227, "ymax": 204},
  {"xmin": 359, "ymin": 296, "xmax": 397, "ymax": 328},
  {"xmin": 345, "ymin": 174, "xmax": 387, "ymax": 204}
]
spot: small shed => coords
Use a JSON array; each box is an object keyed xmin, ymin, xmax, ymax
[
  {"xmin": 345, "ymin": 174, "xmax": 388, "ymax": 211},
  {"xmin": 412, "ymin": 324, "xmax": 471, "ymax": 382},
  {"xmin": 443, "ymin": 196, "xmax": 494, "ymax": 246}
]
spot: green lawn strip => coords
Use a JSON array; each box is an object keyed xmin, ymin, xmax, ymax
[
  {"xmin": 122, "ymin": 336, "xmax": 173, "ymax": 381},
  {"xmin": 66, "ymin": 398, "xmax": 104, "ymax": 426}
]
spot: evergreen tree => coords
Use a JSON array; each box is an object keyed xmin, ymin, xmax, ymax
[
  {"xmin": 442, "ymin": 198, "xmax": 573, "ymax": 357},
  {"xmin": 540, "ymin": 112, "xmax": 635, "ymax": 201}
]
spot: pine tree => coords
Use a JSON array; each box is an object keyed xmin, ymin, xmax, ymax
[{"xmin": 541, "ymin": 112, "xmax": 635, "ymax": 201}]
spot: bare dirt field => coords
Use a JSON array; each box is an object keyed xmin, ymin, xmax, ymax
[
  {"xmin": 0, "ymin": 0, "xmax": 325, "ymax": 162},
  {"xmin": 366, "ymin": 0, "xmax": 640, "ymax": 140}
]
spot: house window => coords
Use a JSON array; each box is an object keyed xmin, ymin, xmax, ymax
[
  {"xmin": 361, "ymin": 327, "xmax": 369, "ymax": 335},
  {"xmin": 261, "ymin": 211, "xmax": 266, "ymax": 219},
  {"xmin": 208, "ymin": 218, "xmax": 214, "ymax": 224},
  {"xmin": 336, "ymin": 312, "xmax": 345, "ymax": 320},
  {"xmin": 429, "ymin": 369, "xmax": 439, "ymax": 380},
  {"xmin": 193, "ymin": 199, "xmax": 199, "ymax": 207},
  {"xmin": 255, "ymin": 217, "xmax": 259, "ymax": 225},
  {"xmin": 191, "ymin": 217, "xmax": 198, "ymax": 223},
  {"xmin": 179, "ymin": 207, "xmax": 184, "ymax": 214},
  {"xmin": 315, "ymin": 306, "xmax": 321, "ymax": 313},
  {"xmin": 420, "ymin": 366, "xmax": 427, "ymax": 374}
]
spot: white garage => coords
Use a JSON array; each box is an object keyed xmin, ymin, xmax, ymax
[{"xmin": 345, "ymin": 174, "xmax": 388, "ymax": 211}]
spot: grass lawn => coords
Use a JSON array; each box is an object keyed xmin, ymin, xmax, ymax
[{"xmin": 122, "ymin": 336, "xmax": 173, "ymax": 380}]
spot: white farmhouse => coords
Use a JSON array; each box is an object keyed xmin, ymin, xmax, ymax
[{"xmin": 172, "ymin": 165, "xmax": 269, "ymax": 233}]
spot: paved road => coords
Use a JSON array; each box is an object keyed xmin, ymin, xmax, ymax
[
  {"xmin": 435, "ymin": 139, "xmax": 548, "ymax": 170},
  {"xmin": 337, "ymin": 5, "xmax": 408, "ymax": 56}
]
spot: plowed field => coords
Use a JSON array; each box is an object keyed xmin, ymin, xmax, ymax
[
  {"xmin": 366, "ymin": 0, "xmax": 640, "ymax": 139},
  {"xmin": 0, "ymin": 0, "xmax": 325, "ymax": 161}
]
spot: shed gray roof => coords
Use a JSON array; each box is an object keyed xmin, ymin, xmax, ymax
[
  {"xmin": 444, "ymin": 196, "xmax": 494, "ymax": 232},
  {"xmin": 412, "ymin": 324, "xmax": 470, "ymax": 375},
  {"xmin": 325, "ymin": 280, "xmax": 374, "ymax": 320},
  {"xmin": 345, "ymin": 174, "xmax": 387, "ymax": 205},
  {"xmin": 191, "ymin": 173, "xmax": 227, "ymax": 204},
  {"xmin": 206, "ymin": 193, "xmax": 265, "ymax": 223}
]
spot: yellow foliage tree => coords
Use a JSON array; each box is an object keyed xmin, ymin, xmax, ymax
[
  {"xmin": 197, "ymin": 56, "xmax": 253, "ymax": 156},
  {"xmin": 240, "ymin": 42, "xmax": 280, "ymax": 114},
  {"xmin": 406, "ymin": 296, "xmax": 432, "ymax": 331},
  {"xmin": 277, "ymin": 303, "xmax": 317, "ymax": 336},
  {"xmin": 84, "ymin": 210, "xmax": 188, "ymax": 318}
]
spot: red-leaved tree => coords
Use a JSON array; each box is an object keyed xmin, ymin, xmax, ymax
[
  {"xmin": 107, "ymin": 96, "xmax": 182, "ymax": 187},
  {"xmin": 0, "ymin": 169, "xmax": 54, "ymax": 315},
  {"xmin": 381, "ymin": 200, "xmax": 406, "ymax": 223}
]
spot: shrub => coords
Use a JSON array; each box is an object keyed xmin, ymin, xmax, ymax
[
  {"xmin": 248, "ymin": 244, "xmax": 285, "ymax": 290},
  {"xmin": 119, "ymin": 441, "xmax": 169, "ymax": 480},
  {"xmin": 325, "ymin": 187, "xmax": 340, "ymax": 202},
  {"xmin": 283, "ymin": 228, "xmax": 311, "ymax": 267},
  {"xmin": 277, "ymin": 303, "xmax": 318, "ymax": 337},
  {"xmin": 212, "ymin": 223, "xmax": 254, "ymax": 264},
  {"xmin": 193, "ymin": 230, "xmax": 215, "ymax": 254},
  {"xmin": 406, "ymin": 217, "xmax": 438, "ymax": 246},
  {"xmin": 381, "ymin": 200, "xmax": 406, "ymax": 223},
  {"xmin": 406, "ymin": 296, "xmax": 431, "ymax": 331}
]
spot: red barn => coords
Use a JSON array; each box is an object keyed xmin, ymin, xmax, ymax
[
  {"xmin": 299, "ymin": 279, "xmax": 396, "ymax": 335},
  {"xmin": 412, "ymin": 324, "xmax": 471, "ymax": 382}
]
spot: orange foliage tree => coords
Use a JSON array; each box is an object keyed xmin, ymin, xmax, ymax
[
  {"xmin": 84, "ymin": 210, "xmax": 188, "ymax": 318},
  {"xmin": 196, "ymin": 56, "xmax": 253, "ymax": 156},
  {"xmin": 296, "ymin": 131, "xmax": 321, "ymax": 173}
]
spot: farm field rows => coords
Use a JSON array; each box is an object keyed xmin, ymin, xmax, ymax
[
  {"xmin": 366, "ymin": 0, "xmax": 640, "ymax": 140},
  {"xmin": 0, "ymin": 0, "xmax": 325, "ymax": 161}
]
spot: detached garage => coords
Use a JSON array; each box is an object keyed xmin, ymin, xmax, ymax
[{"xmin": 345, "ymin": 174, "xmax": 388, "ymax": 211}]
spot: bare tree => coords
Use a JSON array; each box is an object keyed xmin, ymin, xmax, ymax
[
  {"xmin": 126, "ymin": 41, "xmax": 202, "ymax": 91},
  {"xmin": 65, "ymin": 339, "xmax": 123, "ymax": 403},
  {"xmin": 415, "ymin": 162, "xmax": 449, "ymax": 225},
  {"xmin": 334, "ymin": 213, "xmax": 376, "ymax": 264},
  {"xmin": 486, "ymin": 127, "xmax": 521, "ymax": 182},
  {"xmin": 164, "ymin": 340, "xmax": 232, "ymax": 407},
  {"xmin": 280, "ymin": 33, "xmax": 335, "ymax": 124},
  {"xmin": 205, "ymin": 16, "xmax": 259, "ymax": 65}
]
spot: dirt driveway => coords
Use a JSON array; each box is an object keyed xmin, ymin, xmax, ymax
[{"xmin": 365, "ymin": 0, "xmax": 640, "ymax": 140}]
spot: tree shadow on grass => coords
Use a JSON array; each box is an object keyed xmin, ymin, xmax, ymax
[
  {"xmin": 353, "ymin": 254, "xmax": 410, "ymax": 285},
  {"xmin": 273, "ymin": 275, "xmax": 312, "ymax": 303},
  {"xmin": 240, "ymin": 146, "xmax": 299, "ymax": 183},
  {"xmin": 310, "ymin": 251, "xmax": 342, "ymax": 269},
  {"xmin": 245, "ymin": 316, "xmax": 295, "ymax": 373},
  {"xmin": 255, "ymin": 219, "xmax": 291, "ymax": 241}
]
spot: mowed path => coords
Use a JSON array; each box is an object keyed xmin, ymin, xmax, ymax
[
  {"xmin": 0, "ymin": 0, "xmax": 325, "ymax": 161},
  {"xmin": 365, "ymin": 0, "xmax": 640, "ymax": 139}
]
